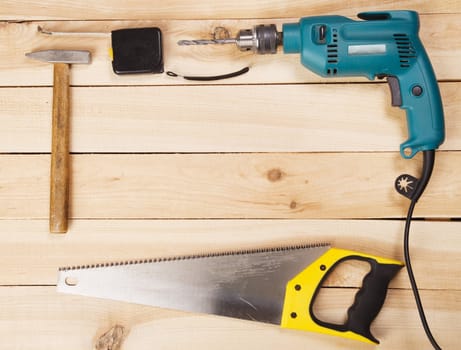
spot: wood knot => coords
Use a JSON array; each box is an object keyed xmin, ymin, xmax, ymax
[
  {"xmin": 290, "ymin": 201, "xmax": 297, "ymax": 209},
  {"xmin": 267, "ymin": 168, "xmax": 283, "ymax": 182},
  {"xmin": 95, "ymin": 325, "xmax": 125, "ymax": 350}
]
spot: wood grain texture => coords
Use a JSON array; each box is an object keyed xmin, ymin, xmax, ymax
[
  {"xmin": 0, "ymin": 15, "xmax": 460, "ymax": 86},
  {"xmin": 0, "ymin": 286, "xmax": 459, "ymax": 350},
  {"xmin": 0, "ymin": 219, "xmax": 459, "ymax": 289},
  {"xmin": 0, "ymin": 153, "xmax": 460, "ymax": 219},
  {"xmin": 1, "ymin": 0, "xmax": 460, "ymax": 20},
  {"xmin": 0, "ymin": 82, "xmax": 460, "ymax": 153},
  {"xmin": 1, "ymin": 2, "xmax": 460, "ymax": 349},
  {"xmin": 50, "ymin": 62, "xmax": 70, "ymax": 233}
]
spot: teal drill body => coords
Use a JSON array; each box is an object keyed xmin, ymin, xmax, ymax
[{"xmin": 282, "ymin": 11, "xmax": 445, "ymax": 159}]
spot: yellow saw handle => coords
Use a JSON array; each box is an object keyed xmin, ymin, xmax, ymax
[{"xmin": 281, "ymin": 248, "xmax": 403, "ymax": 344}]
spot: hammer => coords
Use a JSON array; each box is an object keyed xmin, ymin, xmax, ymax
[{"xmin": 26, "ymin": 50, "xmax": 91, "ymax": 233}]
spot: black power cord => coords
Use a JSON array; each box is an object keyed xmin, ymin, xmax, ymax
[
  {"xmin": 166, "ymin": 67, "xmax": 250, "ymax": 81},
  {"xmin": 402, "ymin": 150, "xmax": 442, "ymax": 350}
]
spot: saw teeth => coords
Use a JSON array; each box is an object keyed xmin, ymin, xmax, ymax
[{"xmin": 58, "ymin": 242, "xmax": 330, "ymax": 272}]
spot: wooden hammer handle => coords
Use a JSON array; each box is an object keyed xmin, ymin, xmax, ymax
[{"xmin": 50, "ymin": 63, "xmax": 70, "ymax": 233}]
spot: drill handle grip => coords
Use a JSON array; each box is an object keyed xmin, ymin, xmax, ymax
[{"xmin": 388, "ymin": 52, "xmax": 445, "ymax": 158}]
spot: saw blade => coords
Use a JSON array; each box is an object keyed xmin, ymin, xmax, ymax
[{"xmin": 57, "ymin": 243, "xmax": 329, "ymax": 325}]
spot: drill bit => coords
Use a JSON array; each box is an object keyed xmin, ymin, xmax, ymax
[
  {"xmin": 178, "ymin": 38, "xmax": 237, "ymax": 46},
  {"xmin": 178, "ymin": 24, "xmax": 282, "ymax": 54}
]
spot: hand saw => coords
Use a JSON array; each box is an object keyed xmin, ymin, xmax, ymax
[{"xmin": 57, "ymin": 244, "xmax": 403, "ymax": 344}]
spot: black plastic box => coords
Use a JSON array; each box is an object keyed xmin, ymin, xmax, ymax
[{"xmin": 111, "ymin": 27, "xmax": 164, "ymax": 74}]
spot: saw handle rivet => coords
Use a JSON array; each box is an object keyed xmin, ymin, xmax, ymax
[
  {"xmin": 65, "ymin": 276, "xmax": 78, "ymax": 286},
  {"xmin": 320, "ymin": 264, "xmax": 327, "ymax": 271},
  {"xmin": 294, "ymin": 284, "xmax": 302, "ymax": 291},
  {"xmin": 290, "ymin": 312, "xmax": 297, "ymax": 319}
]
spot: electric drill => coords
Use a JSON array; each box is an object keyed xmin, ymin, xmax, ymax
[
  {"xmin": 180, "ymin": 10, "xmax": 445, "ymax": 160},
  {"xmin": 179, "ymin": 11, "xmax": 446, "ymax": 349}
]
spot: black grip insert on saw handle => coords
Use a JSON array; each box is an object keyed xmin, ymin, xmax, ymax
[
  {"xmin": 311, "ymin": 256, "xmax": 403, "ymax": 344},
  {"xmin": 282, "ymin": 248, "xmax": 403, "ymax": 343}
]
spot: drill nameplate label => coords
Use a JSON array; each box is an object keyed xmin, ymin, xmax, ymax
[{"xmin": 348, "ymin": 44, "xmax": 386, "ymax": 55}]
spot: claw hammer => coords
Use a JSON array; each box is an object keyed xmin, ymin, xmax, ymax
[{"xmin": 26, "ymin": 50, "xmax": 91, "ymax": 233}]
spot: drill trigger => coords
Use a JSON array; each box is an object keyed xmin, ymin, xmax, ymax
[{"xmin": 386, "ymin": 76, "xmax": 403, "ymax": 107}]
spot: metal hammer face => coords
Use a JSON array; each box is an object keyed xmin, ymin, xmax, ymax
[{"xmin": 25, "ymin": 49, "xmax": 91, "ymax": 64}]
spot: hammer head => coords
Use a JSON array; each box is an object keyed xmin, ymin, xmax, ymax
[{"xmin": 25, "ymin": 49, "xmax": 91, "ymax": 64}]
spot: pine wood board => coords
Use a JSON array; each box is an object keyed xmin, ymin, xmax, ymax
[
  {"xmin": 0, "ymin": 82, "xmax": 460, "ymax": 153},
  {"xmin": 1, "ymin": 2, "xmax": 459, "ymax": 349},
  {"xmin": 0, "ymin": 15, "xmax": 460, "ymax": 86},
  {"xmin": 0, "ymin": 286, "xmax": 459, "ymax": 350},
  {"xmin": 1, "ymin": 0, "xmax": 460, "ymax": 20},
  {"xmin": 0, "ymin": 219, "xmax": 459, "ymax": 289},
  {"xmin": 0, "ymin": 153, "xmax": 460, "ymax": 219}
]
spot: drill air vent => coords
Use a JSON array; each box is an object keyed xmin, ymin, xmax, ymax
[
  {"xmin": 326, "ymin": 30, "xmax": 339, "ymax": 75},
  {"xmin": 394, "ymin": 33, "xmax": 417, "ymax": 68}
]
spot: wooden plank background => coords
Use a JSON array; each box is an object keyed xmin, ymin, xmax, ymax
[{"xmin": 0, "ymin": 1, "xmax": 460, "ymax": 349}]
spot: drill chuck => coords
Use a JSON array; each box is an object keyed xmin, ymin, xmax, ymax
[
  {"xmin": 177, "ymin": 24, "xmax": 282, "ymax": 54},
  {"xmin": 235, "ymin": 24, "xmax": 282, "ymax": 54}
]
